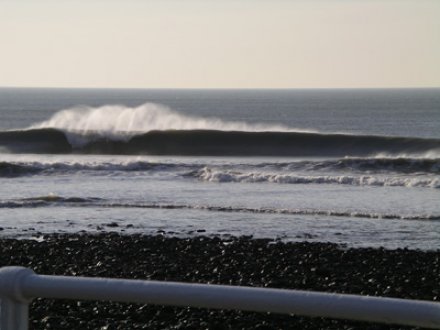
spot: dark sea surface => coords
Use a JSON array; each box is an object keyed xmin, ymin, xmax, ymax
[{"xmin": 0, "ymin": 88, "xmax": 439, "ymax": 250}]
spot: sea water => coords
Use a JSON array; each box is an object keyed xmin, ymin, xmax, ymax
[{"xmin": 0, "ymin": 88, "xmax": 439, "ymax": 250}]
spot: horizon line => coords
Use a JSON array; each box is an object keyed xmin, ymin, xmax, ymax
[{"xmin": 1, "ymin": 86, "xmax": 440, "ymax": 91}]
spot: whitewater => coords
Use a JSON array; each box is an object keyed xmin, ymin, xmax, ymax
[{"xmin": 0, "ymin": 88, "xmax": 439, "ymax": 250}]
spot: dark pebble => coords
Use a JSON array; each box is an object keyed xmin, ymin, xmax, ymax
[{"xmin": 0, "ymin": 233, "xmax": 438, "ymax": 330}]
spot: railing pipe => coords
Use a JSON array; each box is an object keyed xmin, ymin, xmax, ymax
[{"xmin": 1, "ymin": 266, "xmax": 440, "ymax": 329}]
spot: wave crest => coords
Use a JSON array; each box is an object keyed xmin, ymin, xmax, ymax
[
  {"xmin": 1, "ymin": 157, "xmax": 440, "ymax": 178},
  {"xmin": 30, "ymin": 103, "xmax": 294, "ymax": 146},
  {"xmin": 192, "ymin": 167, "xmax": 440, "ymax": 189}
]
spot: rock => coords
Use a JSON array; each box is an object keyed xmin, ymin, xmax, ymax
[{"xmin": 0, "ymin": 233, "xmax": 438, "ymax": 329}]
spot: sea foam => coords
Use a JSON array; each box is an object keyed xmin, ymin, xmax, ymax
[{"xmin": 31, "ymin": 103, "xmax": 295, "ymax": 136}]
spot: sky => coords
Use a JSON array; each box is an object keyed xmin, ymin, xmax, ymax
[{"xmin": 0, "ymin": 0, "xmax": 439, "ymax": 89}]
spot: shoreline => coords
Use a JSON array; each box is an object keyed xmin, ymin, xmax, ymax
[
  {"xmin": 1, "ymin": 225, "xmax": 438, "ymax": 252},
  {"xmin": 1, "ymin": 233, "xmax": 439, "ymax": 329}
]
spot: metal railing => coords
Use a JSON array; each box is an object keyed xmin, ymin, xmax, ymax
[{"xmin": 1, "ymin": 266, "xmax": 439, "ymax": 330}]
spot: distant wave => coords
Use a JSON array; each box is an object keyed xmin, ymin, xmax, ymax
[
  {"xmin": 1, "ymin": 103, "xmax": 439, "ymax": 156},
  {"xmin": 1, "ymin": 127, "xmax": 440, "ymax": 157},
  {"xmin": 1, "ymin": 195, "xmax": 439, "ymax": 221},
  {"xmin": 192, "ymin": 167, "xmax": 440, "ymax": 189}
]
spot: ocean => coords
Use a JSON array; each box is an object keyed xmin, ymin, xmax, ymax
[{"xmin": 0, "ymin": 88, "xmax": 439, "ymax": 250}]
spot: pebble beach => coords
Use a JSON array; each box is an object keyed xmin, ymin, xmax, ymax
[{"xmin": 1, "ymin": 233, "xmax": 438, "ymax": 330}]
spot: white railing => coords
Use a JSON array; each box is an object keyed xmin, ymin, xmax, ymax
[{"xmin": 0, "ymin": 266, "xmax": 439, "ymax": 330}]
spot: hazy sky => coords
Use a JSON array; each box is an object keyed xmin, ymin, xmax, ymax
[{"xmin": 0, "ymin": 0, "xmax": 439, "ymax": 88}]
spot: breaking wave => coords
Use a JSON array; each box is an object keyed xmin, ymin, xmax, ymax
[
  {"xmin": 0, "ymin": 103, "xmax": 439, "ymax": 157},
  {"xmin": 192, "ymin": 167, "xmax": 440, "ymax": 189},
  {"xmin": 30, "ymin": 103, "xmax": 293, "ymax": 145},
  {"xmin": 1, "ymin": 157, "xmax": 439, "ymax": 178}
]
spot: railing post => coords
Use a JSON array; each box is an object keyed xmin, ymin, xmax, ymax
[
  {"xmin": 1, "ymin": 298, "xmax": 29, "ymax": 330},
  {"xmin": 0, "ymin": 267, "xmax": 35, "ymax": 330}
]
